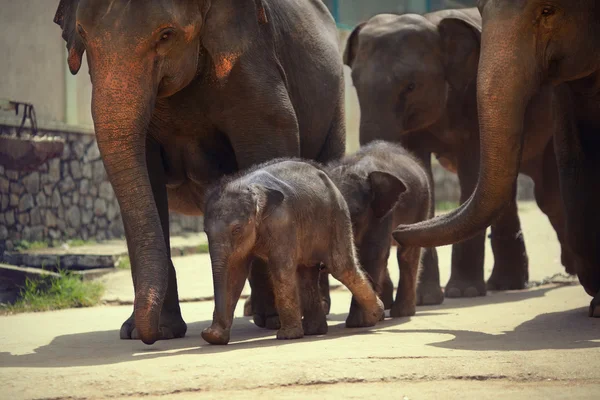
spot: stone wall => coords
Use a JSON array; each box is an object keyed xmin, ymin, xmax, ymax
[{"xmin": 0, "ymin": 125, "xmax": 203, "ymax": 251}]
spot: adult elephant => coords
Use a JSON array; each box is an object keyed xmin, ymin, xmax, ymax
[
  {"xmin": 54, "ymin": 0, "xmax": 346, "ymax": 344},
  {"xmin": 392, "ymin": 0, "xmax": 600, "ymax": 316},
  {"xmin": 343, "ymin": 8, "xmax": 572, "ymax": 298}
]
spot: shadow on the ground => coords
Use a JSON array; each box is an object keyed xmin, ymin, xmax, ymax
[
  {"xmin": 0, "ymin": 284, "xmax": 594, "ymax": 369},
  {"xmin": 0, "ymin": 312, "xmax": 412, "ymax": 369},
  {"xmin": 388, "ymin": 306, "xmax": 600, "ymax": 351}
]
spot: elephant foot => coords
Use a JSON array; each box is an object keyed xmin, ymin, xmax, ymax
[
  {"xmin": 486, "ymin": 269, "xmax": 528, "ymax": 291},
  {"xmin": 243, "ymin": 296, "xmax": 253, "ymax": 317},
  {"xmin": 253, "ymin": 314, "xmax": 281, "ymax": 330},
  {"xmin": 277, "ymin": 325, "xmax": 304, "ymax": 340},
  {"xmin": 120, "ymin": 310, "xmax": 187, "ymax": 341},
  {"xmin": 589, "ymin": 293, "xmax": 600, "ymax": 318},
  {"xmin": 302, "ymin": 316, "xmax": 328, "ymax": 336},
  {"xmin": 416, "ymin": 282, "xmax": 444, "ymax": 306},
  {"xmin": 390, "ymin": 300, "xmax": 416, "ymax": 318},
  {"xmin": 201, "ymin": 324, "xmax": 231, "ymax": 345},
  {"xmin": 249, "ymin": 292, "xmax": 280, "ymax": 329},
  {"xmin": 445, "ymin": 279, "xmax": 486, "ymax": 298},
  {"xmin": 345, "ymin": 299, "xmax": 385, "ymax": 328}
]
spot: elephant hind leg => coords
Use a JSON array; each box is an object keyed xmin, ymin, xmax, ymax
[{"xmin": 298, "ymin": 266, "xmax": 328, "ymax": 336}]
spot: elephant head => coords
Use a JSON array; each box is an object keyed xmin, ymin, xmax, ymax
[
  {"xmin": 343, "ymin": 9, "xmax": 481, "ymax": 146},
  {"xmin": 201, "ymin": 182, "xmax": 283, "ymax": 345},
  {"xmin": 393, "ymin": 0, "xmax": 600, "ymax": 248},
  {"xmin": 54, "ymin": 0, "xmax": 267, "ymax": 344},
  {"xmin": 328, "ymin": 165, "xmax": 406, "ymax": 242}
]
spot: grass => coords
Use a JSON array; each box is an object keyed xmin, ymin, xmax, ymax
[
  {"xmin": 435, "ymin": 201, "xmax": 459, "ymax": 212},
  {"xmin": 0, "ymin": 271, "xmax": 104, "ymax": 314},
  {"xmin": 116, "ymin": 256, "xmax": 131, "ymax": 270},
  {"xmin": 66, "ymin": 239, "xmax": 96, "ymax": 247},
  {"xmin": 13, "ymin": 240, "xmax": 49, "ymax": 252},
  {"xmin": 196, "ymin": 243, "xmax": 209, "ymax": 254}
]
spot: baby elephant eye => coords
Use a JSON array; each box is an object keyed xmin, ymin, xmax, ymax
[
  {"xmin": 406, "ymin": 83, "xmax": 416, "ymax": 92},
  {"xmin": 158, "ymin": 28, "xmax": 175, "ymax": 43},
  {"xmin": 231, "ymin": 225, "xmax": 242, "ymax": 236}
]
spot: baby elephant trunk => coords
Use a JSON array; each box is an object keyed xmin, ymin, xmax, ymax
[{"xmin": 202, "ymin": 257, "xmax": 249, "ymax": 345}]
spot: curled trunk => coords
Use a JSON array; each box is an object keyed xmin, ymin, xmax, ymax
[{"xmin": 393, "ymin": 13, "xmax": 540, "ymax": 248}]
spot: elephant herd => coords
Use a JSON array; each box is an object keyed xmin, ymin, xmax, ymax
[{"xmin": 53, "ymin": 0, "xmax": 600, "ymax": 345}]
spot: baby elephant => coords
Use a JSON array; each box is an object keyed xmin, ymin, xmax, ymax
[
  {"xmin": 201, "ymin": 159, "xmax": 385, "ymax": 345},
  {"xmin": 328, "ymin": 141, "xmax": 432, "ymax": 323}
]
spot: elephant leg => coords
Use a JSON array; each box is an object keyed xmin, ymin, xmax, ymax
[
  {"xmin": 248, "ymin": 258, "xmax": 280, "ymax": 330},
  {"xmin": 487, "ymin": 191, "xmax": 529, "ymax": 290},
  {"xmin": 269, "ymin": 258, "xmax": 304, "ymax": 340},
  {"xmin": 528, "ymin": 144, "xmax": 576, "ymax": 275},
  {"xmin": 416, "ymin": 247, "xmax": 444, "ymax": 305},
  {"xmin": 120, "ymin": 137, "xmax": 186, "ymax": 341},
  {"xmin": 391, "ymin": 246, "xmax": 420, "ymax": 318},
  {"xmin": 446, "ymin": 156, "xmax": 486, "ymax": 298},
  {"xmin": 298, "ymin": 267, "xmax": 327, "ymax": 336},
  {"xmin": 347, "ymin": 223, "xmax": 390, "ymax": 326},
  {"xmin": 554, "ymin": 106, "xmax": 600, "ymax": 317}
]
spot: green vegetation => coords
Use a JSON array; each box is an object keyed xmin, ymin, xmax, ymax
[
  {"xmin": 0, "ymin": 271, "xmax": 104, "ymax": 314},
  {"xmin": 196, "ymin": 243, "xmax": 210, "ymax": 254},
  {"xmin": 66, "ymin": 239, "xmax": 96, "ymax": 247},
  {"xmin": 435, "ymin": 201, "xmax": 459, "ymax": 212},
  {"xmin": 117, "ymin": 256, "xmax": 131, "ymax": 270},
  {"xmin": 13, "ymin": 240, "xmax": 49, "ymax": 252}
]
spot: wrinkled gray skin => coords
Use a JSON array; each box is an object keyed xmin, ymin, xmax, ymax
[
  {"xmin": 392, "ymin": 0, "xmax": 600, "ymax": 317},
  {"xmin": 202, "ymin": 159, "xmax": 385, "ymax": 345},
  {"xmin": 54, "ymin": 0, "xmax": 344, "ymax": 344},
  {"xmin": 344, "ymin": 8, "xmax": 572, "ymax": 299},
  {"xmin": 328, "ymin": 141, "xmax": 436, "ymax": 321}
]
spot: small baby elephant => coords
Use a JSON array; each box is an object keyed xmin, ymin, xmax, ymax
[
  {"xmin": 328, "ymin": 141, "xmax": 432, "ymax": 323},
  {"xmin": 201, "ymin": 159, "xmax": 385, "ymax": 345}
]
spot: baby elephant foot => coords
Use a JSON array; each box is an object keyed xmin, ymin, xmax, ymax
[
  {"xmin": 302, "ymin": 317, "xmax": 328, "ymax": 336},
  {"xmin": 121, "ymin": 310, "xmax": 187, "ymax": 341},
  {"xmin": 276, "ymin": 325, "xmax": 304, "ymax": 340},
  {"xmin": 589, "ymin": 293, "xmax": 600, "ymax": 318},
  {"xmin": 253, "ymin": 314, "xmax": 281, "ymax": 330},
  {"xmin": 416, "ymin": 282, "xmax": 444, "ymax": 306},
  {"xmin": 390, "ymin": 300, "xmax": 416, "ymax": 318},
  {"xmin": 346, "ymin": 298, "xmax": 385, "ymax": 328},
  {"xmin": 201, "ymin": 324, "xmax": 231, "ymax": 345},
  {"xmin": 445, "ymin": 278, "xmax": 486, "ymax": 298}
]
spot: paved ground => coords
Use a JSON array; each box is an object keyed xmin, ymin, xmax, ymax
[{"xmin": 1, "ymin": 203, "xmax": 599, "ymax": 399}]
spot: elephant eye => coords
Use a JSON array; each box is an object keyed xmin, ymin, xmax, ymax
[
  {"xmin": 158, "ymin": 28, "xmax": 175, "ymax": 43},
  {"xmin": 406, "ymin": 83, "xmax": 416, "ymax": 92},
  {"xmin": 231, "ymin": 224, "xmax": 242, "ymax": 237},
  {"xmin": 541, "ymin": 7, "xmax": 555, "ymax": 17},
  {"xmin": 76, "ymin": 24, "xmax": 86, "ymax": 38}
]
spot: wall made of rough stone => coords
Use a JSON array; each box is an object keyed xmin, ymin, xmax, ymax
[{"xmin": 0, "ymin": 125, "xmax": 203, "ymax": 250}]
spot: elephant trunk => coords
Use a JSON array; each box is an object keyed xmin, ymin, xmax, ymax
[
  {"xmin": 393, "ymin": 10, "xmax": 540, "ymax": 247},
  {"xmin": 91, "ymin": 62, "xmax": 167, "ymax": 345},
  {"xmin": 202, "ymin": 249, "xmax": 249, "ymax": 345}
]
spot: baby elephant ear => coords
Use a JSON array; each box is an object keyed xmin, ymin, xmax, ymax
[
  {"xmin": 253, "ymin": 185, "xmax": 284, "ymax": 221},
  {"xmin": 368, "ymin": 171, "xmax": 407, "ymax": 219}
]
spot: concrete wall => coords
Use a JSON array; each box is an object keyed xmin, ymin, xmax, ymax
[{"xmin": 0, "ymin": 1, "xmax": 94, "ymax": 129}]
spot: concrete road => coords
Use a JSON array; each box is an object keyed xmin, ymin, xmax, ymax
[{"xmin": 1, "ymin": 284, "xmax": 599, "ymax": 399}]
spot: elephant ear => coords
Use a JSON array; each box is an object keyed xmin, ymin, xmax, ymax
[
  {"xmin": 437, "ymin": 9, "xmax": 482, "ymax": 91},
  {"xmin": 343, "ymin": 22, "xmax": 366, "ymax": 67},
  {"xmin": 252, "ymin": 185, "xmax": 284, "ymax": 222},
  {"xmin": 54, "ymin": 0, "xmax": 85, "ymax": 75},
  {"xmin": 368, "ymin": 171, "xmax": 407, "ymax": 219},
  {"xmin": 202, "ymin": 0, "xmax": 268, "ymax": 82}
]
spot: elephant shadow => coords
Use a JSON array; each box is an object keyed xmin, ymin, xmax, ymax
[
  {"xmin": 388, "ymin": 306, "xmax": 600, "ymax": 352},
  {"xmin": 0, "ymin": 312, "xmax": 413, "ymax": 369}
]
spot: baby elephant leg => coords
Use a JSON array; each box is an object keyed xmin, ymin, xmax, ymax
[
  {"xmin": 330, "ymin": 255, "xmax": 384, "ymax": 328},
  {"xmin": 270, "ymin": 258, "xmax": 304, "ymax": 340},
  {"xmin": 298, "ymin": 267, "xmax": 328, "ymax": 335},
  {"xmin": 391, "ymin": 246, "xmax": 420, "ymax": 318}
]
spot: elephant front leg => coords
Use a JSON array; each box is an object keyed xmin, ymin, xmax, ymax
[
  {"xmin": 446, "ymin": 155, "xmax": 486, "ymax": 298},
  {"xmin": 269, "ymin": 258, "xmax": 304, "ymax": 340},
  {"xmin": 248, "ymin": 259, "xmax": 280, "ymax": 330},
  {"xmin": 120, "ymin": 137, "xmax": 186, "ymax": 341},
  {"xmin": 391, "ymin": 246, "xmax": 420, "ymax": 317},
  {"xmin": 487, "ymin": 195, "xmax": 529, "ymax": 291}
]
